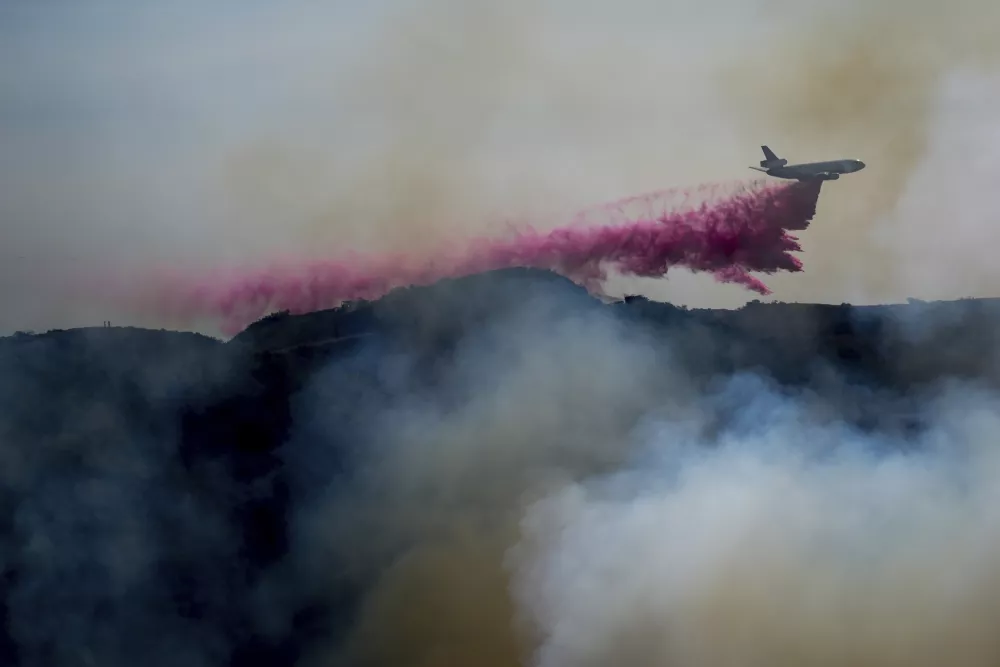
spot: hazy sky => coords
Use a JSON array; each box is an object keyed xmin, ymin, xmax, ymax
[{"xmin": 2, "ymin": 0, "xmax": 999, "ymax": 334}]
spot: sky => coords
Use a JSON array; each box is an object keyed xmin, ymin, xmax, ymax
[{"xmin": 2, "ymin": 0, "xmax": 1000, "ymax": 335}]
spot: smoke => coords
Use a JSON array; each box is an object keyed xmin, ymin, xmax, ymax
[
  {"xmin": 117, "ymin": 179, "xmax": 820, "ymax": 335},
  {"xmin": 872, "ymin": 69, "xmax": 1000, "ymax": 302},
  {"xmin": 284, "ymin": 298, "xmax": 1000, "ymax": 667},
  {"xmin": 283, "ymin": 290, "xmax": 681, "ymax": 665},
  {"xmin": 507, "ymin": 377, "xmax": 1000, "ymax": 667},
  {"xmin": 265, "ymin": 268, "xmax": 1000, "ymax": 666}
]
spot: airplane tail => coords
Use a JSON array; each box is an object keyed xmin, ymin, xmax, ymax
[{"xmin": 759, "ymin": 145, "xmax": 788, "ymax": 168}]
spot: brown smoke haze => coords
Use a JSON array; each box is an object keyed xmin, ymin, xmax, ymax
[{"xmin": 211, "ymin": 0, "xmax": 1000, "ymax": 310}]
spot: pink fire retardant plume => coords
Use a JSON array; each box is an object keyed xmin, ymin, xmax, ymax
[{"xmin": 136, "ymin": 178, "xmax": 822, "ymax": 335}]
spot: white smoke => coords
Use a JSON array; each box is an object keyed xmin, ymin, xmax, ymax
[{"xmin": 508, "ymin": 377, "xmax": 1000, "ymax": 667}]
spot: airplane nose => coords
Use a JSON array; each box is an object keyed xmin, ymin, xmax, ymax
[{"xmin": 855, "ymin": 160, "xmax": 866, "ymax": 171}]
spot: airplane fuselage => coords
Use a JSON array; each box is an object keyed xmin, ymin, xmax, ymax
[
  {"xmin": 763, "ymin": 159, "xmax": 866, "ymax": 181},
  {"xmin": 750, "ymin": 147, "xmax": 865, "ymax": 181}
]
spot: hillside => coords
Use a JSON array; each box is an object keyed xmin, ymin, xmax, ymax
[{"xmin": 3, "ymin": 267, "xmax": 1000, "ymax": 665}]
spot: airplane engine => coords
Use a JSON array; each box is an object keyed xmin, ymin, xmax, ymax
[
  {"xmin": 823, "ymin": 173, "xmax": 840, "ymax": 180},
  {"xmin": 760, "ymin": 158, "xmax": 788, "ymax": 168}
]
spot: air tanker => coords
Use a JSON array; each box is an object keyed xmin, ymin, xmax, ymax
[{"xmin": 749, "ymin": 145, "xmax": 865, "ymax": 181}]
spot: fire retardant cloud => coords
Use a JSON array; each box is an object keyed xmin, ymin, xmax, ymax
[{"xmin": 121, "ymin": 179, "xmax": 820, "ymax": 335}]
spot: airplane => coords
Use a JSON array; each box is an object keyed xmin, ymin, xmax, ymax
[{"xmin": 749, "ymin": 145, "xmax": 865, "ymax": 181}]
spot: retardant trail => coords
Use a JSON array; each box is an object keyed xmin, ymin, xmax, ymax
[{"xmin": 142, "ymin": 179, "xmax": 821, "ymax": 335}]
